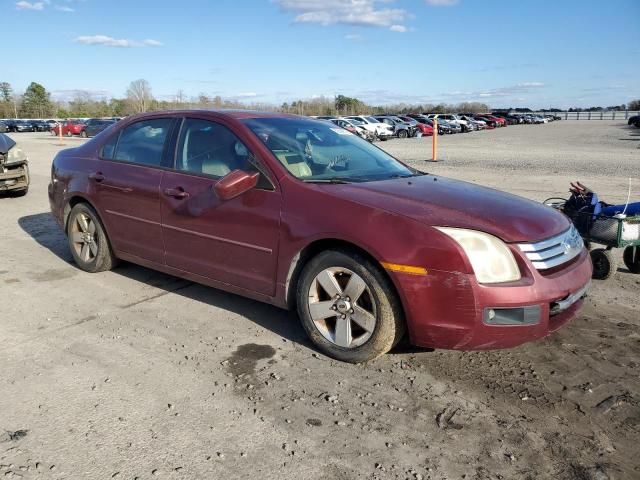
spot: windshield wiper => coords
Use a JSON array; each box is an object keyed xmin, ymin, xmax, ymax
[
  {"xmin": 389, "ymin": 172, "xmax": 424, "ymax": 179},
  {"xmin": 302, "ymin": 177, "xmax": 352, "ymax": 184}
]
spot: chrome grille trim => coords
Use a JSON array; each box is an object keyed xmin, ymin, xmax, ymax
[{"xmin": 517, "ymin": 226, "xmax": 584, "ymax": 270}]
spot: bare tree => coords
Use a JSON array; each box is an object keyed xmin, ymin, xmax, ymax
[{"xmin": 126, "ymin": 79, "xmax": 153, "ymax": 113}]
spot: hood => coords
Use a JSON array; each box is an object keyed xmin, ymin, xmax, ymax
[
  {"xmin": 321, "ymin": 175, "xmax": 569, "ymax": 243},
  {"xmin": 0, "ymin": 133, "xmax": 16, "ymax": 154}
]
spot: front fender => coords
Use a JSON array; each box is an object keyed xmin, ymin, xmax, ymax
[{"xmin": 275, "ymin": 178, "xmax": 473, "ymax": 307}]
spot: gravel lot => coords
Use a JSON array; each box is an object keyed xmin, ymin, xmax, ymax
[{"xmin": 1, "ymin": 121, "xmax": 639, "ymax": 480}]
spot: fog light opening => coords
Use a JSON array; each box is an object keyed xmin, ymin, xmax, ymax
[{"xmin": 483, "ymin": 306, "xmax": 541, "ymax": 326}]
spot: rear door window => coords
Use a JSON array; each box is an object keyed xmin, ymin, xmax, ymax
[{"xmin": 113, "ymin": 118, "xmax": 173, "ymax": 167}]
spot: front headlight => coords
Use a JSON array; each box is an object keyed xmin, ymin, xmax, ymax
[
  {"xmin": 435, "ymin": 227, "xmax": 521, "ymax": 284},
  {"xmin": 5, "ymin": 145, "xmax": 28, "ymax": 166}
]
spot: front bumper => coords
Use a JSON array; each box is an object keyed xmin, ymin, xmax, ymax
[
  {"xmin": 394, "ymin": 248, "xmax": 593, "ymax": 350},
  {"xmin": 0, "ymin": 164, "xmax": 29, "ymax": 191}
]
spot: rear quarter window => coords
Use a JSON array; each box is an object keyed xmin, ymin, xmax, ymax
[{"xmin": 100, "ymin": 133, "xmax": 119, "ymax": 160}]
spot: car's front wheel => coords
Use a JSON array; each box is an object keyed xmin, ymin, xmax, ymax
[
  {"xmin": 296, "ymin": 249, "xmax": 405, "ymax": 363},
  {"xmin": 67, "ymin": 203, "xmax": 116, "ymax": 273}
]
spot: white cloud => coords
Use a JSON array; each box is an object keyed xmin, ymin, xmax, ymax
[
  {"xmin": 142, "ymin": 39, "xmax": 163, "ymax": 46},
  {"xmin": 75, "ymin": 35, "xmax": 135, "ymax": 47},
  {"xmin": 16, "ymin": 1, "xmax": 45, "ymax": 10},
  {"xmin": 443, "ymin": 82, "xmax": 546, "ymax": 100},
  {"xmin": 275, "ymin": 0, "xmax": 408, "ymax": 28},
  {"xmin": 74, "ymin": 35, "xmax": 164, "ymax": 48},
  {"xmin": 389, "ymin": 24, "xmax": 407, "ymax": 32},
  {"xmin": 344, "ymin": 33, "xmax": 364, "ymax": 41},
  {"xmin": 424, "ymin": 0, "xmax": 459, "ymax": 6},
  {"xmin": 518, "ymin": 82, "xmax": 544, "ymax": 88},
  {"xmin": 17, "ymin": 1, "xmax": 83, "ymax": 12}
]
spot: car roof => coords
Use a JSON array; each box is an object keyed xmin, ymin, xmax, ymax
[{"xmin": 123, "ymin": 109, "xmax": 304, "ymax": 122}]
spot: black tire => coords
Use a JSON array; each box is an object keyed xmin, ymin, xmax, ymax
[
  {"xmin": 623, "ymin": 246, "xmax": 640, "ymax": 274},
  {"xmin": 67, "ymin": 203, "xmax": 117, "ymax": 273},
  {"xmin": 296, "ymin": 249, "xmax": 405, "ymax": 363},
  {"xmin": 80, "ymin": 130, "xmax": 87, "ymax": 138},
  {"xmin": 397, "ymin": 129, "xmax": 408, "ymax": 139},
  {"xmin": 590, "ymin": 248, "xmax": 617, "ymax": 280},
  {"xmin": 66, "ymin": 130, "xmax": 73, "ymax": 137}
]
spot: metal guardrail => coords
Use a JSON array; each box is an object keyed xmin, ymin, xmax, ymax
[{"xmin": 529, "ymin": 111, "xmax": 639, "ymax": 120}]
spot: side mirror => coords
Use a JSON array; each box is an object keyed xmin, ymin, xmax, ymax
[{"xmin": 214, "ymin": 169, "xmax": 259, "ymax": 201}]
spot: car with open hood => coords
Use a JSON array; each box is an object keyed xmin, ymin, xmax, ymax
[
  {"xmin": 345, "ymin": 115, "xmax": 394, "ymax": 140},
  {"xmin": 0, "ymin": 133, "xmax": 29, "ymax": 196},
  {"xmin": 48, "ymin": 110, "xmax": 592, "ymax": 363}
]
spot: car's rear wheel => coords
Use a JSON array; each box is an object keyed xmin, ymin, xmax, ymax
[
  {"xmin": 67, "ymin": 203, "xmax": 116, "ymax": 273},
  {"xmin": 296, "ymin": 249, "xmax": 405, "ymax": 363},
  {"xmin": 397, "ymin": 129, "xmax": 408, "ymax": 139},
  {"xmin": 66, "ymin": 130, "xmax": 73, "ymax": 137}
]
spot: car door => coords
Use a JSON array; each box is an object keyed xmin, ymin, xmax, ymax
[
  {"xmin": 160, "ymin": 117, "xmax": 281, "ymax": 296},
  {"xmin": 92, "ymin": 117, "xmax": 175, "ymax": 264}
]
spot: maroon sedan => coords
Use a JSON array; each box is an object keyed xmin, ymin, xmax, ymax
[{"xmin": 48, "ymin": 111, "xmax": 592, "ymax": 363}]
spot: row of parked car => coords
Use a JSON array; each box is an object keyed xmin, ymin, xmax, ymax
[
  {"xmin": 1, "ymin": 111, "xmax": 562, "ymax": 142},
  {"xmin": 0, "ymin": 118, "xmax": 121, "ymax": 137},
  {"xmin": 313, "ymin": 112, "xmax": 561, "ymax": 141}
]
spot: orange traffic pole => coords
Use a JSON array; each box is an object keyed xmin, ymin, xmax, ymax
[{"xmin": 432, "ymin": 118, "xmax": 438, "ymax": 161}]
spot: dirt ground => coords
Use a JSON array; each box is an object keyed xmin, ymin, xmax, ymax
[{"xmin": 1, "ymin": 121, "xmax": 639, "ymax": 480}]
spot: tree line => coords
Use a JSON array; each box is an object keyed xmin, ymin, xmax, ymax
[{"xmin": 1, "ymin": 79, "xmax": 638, "ymax": 119}]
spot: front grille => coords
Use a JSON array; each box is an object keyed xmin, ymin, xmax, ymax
[{"xmin": 517, "ymin": 226, "xmax": 584, "ymax": 270}]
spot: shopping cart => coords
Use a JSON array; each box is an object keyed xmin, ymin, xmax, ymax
[{"xmin": 544, "ymin": 197, "xmax": 640, "ymax": 280}]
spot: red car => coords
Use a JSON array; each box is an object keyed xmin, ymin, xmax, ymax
[
  {"xmin": 48, "ymin": 111, "xmax": 592, "ymax": 363},
  {"xmin": 482, "ymin": 114, "xmax": 506, "ymax": 127},
  {"xmin": 414, "ymin": 122, "xmax": 434, "ymax": 136},
  {"xmin": 51, "ymin": 120, "xmax": 86, "ymax": 137}
]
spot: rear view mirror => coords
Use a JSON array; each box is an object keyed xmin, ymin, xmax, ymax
[{"xmin": 214, "ymin": 170, "xmax": 259, "ymax": 201}]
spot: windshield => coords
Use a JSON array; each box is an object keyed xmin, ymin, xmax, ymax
[
  {"xmin": 365, "ymin": 116, "xmax": 379, "ymax": 124},
  {"xmin": 242, "ymin": 117, "xmax": 416, "ymax": 183},
  {"xmin": 348, "ymin": 118, "xmax": 364, "ymax": 125}
]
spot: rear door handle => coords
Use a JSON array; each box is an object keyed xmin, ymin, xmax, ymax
[
  {"xmin": 89, "ymin": 172, "xmax": 105, "ymax": 182},
  {"xmin": 164, "ymin": 187, "xmax": 190, "ymax": 199}
]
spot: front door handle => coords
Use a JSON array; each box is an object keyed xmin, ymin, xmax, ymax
[
  {"xmin": 164, "ymin": 187, "xmax": 190, "ymax": 199},
  {"xmin": 89, "ymin": 172, "xmax": 105, "ymax": 182}
]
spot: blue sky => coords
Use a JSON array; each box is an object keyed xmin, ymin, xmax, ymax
[{"xmin": 3, "ymin": 0, "xmax": 639, "ymax": 108}]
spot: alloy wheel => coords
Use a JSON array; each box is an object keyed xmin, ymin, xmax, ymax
[
  {"xmin": 70, "ymin": 212, "xmax": 98, "ymax": 263},
  {"xmin": 307, "ymin": 267, "xmax": 376, "ymax": 348}
]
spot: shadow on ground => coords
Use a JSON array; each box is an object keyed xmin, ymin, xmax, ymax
[{"xmin": 18, "ymin": 212, "xmax": 425, "ymax": 356}]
